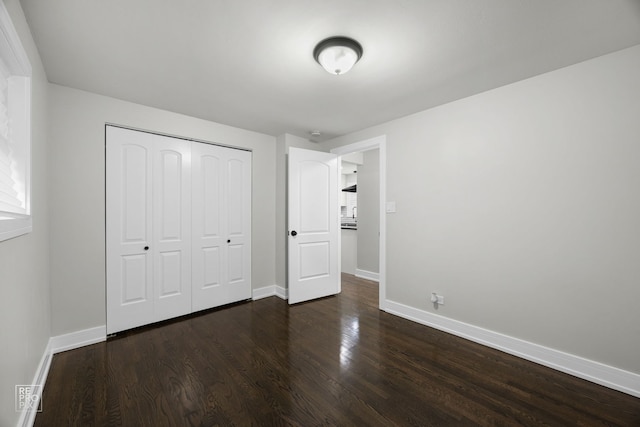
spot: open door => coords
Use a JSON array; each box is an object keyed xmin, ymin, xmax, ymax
[{"xmin": 288, "ymin": 147, "xmax": 340, "ymax": 304}]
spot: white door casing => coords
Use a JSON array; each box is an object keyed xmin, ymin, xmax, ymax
[
  {"xmin": 288, "ymin": 147, "xmax": 340, "ymax": 304},
  {"xmin": 330, "ymin": 135, "xmax": 387, "ymax": 310},
  {"xmin": 192, "ymin": 143, "xmax": 251, "ymax": 311}
]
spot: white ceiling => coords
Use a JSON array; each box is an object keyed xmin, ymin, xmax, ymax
[{"xmin": 20, "ymin": 0, "xmax": 640, "ymax": 141}]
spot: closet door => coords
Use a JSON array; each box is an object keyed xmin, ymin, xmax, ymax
[
  {"xmin": 106, "ymin": 127, "xmax": 192, "ymax": 334},
  {"xmin": 152, "ymin": 134, "xmax": 192, "ymax": 322},
  {"xmin": 106, "ymin": 127, "xmax": 154, "ymax": 334},
  {"xmin": 224, "ymin": 147, "xmax": 252, "ymax": 302},
  {"xmin": 192, "ymin": 143, "xmax": 251, "ymax": 311}
]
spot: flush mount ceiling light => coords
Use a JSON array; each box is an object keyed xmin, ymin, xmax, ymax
[{"xmin": 313, "ymin": 36, "xmax": 363, "ymax": 75}]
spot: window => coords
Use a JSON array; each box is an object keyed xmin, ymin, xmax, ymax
[{"xmin": 0, "ymin": 1, "xmax": 32, "ymax": 242}]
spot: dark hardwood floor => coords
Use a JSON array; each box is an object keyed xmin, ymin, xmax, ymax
[{"xmin": 36, "ymin": 274, "xmax": 640, "ymax": 426}]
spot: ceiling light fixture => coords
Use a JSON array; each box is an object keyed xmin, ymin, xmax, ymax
[{"xmin": 313, "ymin": 36, "xmax": 363, "ymax": 75}]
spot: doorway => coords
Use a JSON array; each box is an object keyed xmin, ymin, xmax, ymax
[{"xmin": 331, "ymin": 136, "xmax": 387, "ymax": 310}]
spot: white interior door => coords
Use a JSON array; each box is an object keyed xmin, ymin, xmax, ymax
[
  {"xmin": 288, "ymin": 147, "xmax": 340, "ymax": 304},
  {"xmin": 106, "ymin": 126, "xmax": 154, "ymax": 334},
  {"xmin": 192, "ymin": 143, "xmax": 251, "ymax": 311},
  {"xmin": 152, "ymin": 134, "xmax": 192, "ymax": 322}
]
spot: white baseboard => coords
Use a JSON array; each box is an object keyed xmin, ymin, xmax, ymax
[
  {"xmin": 275, "ymin": 285, "xmax": 287, "ymax": 300},
  {"xmin": 355, "ymin": 269, "xmax": 379, "ymax": 282},
  {"xmin": 253, "ymin": 285, "xmax": 288, "ymax": 301},
  {"xmin": 50, "ymin": 325, "xmax": 106, "ymax": 354},
  {"xmin": 17, "ymin": 340, "xmax": 53, "ymax": 427},
  {"xmin": 385, "ymin": 300, "xmax": 640, "ymax": 398},
  {"xmin": 252, "ymin": 285, "xmax": 276, "ymax": 300},
  {"xmin": 18, "ymin": 326, "xmax": 106, "ymax": 427}
]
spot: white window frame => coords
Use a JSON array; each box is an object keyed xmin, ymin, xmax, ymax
[{"xmin": 0, "ymin": 1, "xmax": 32, "ymax": 242}]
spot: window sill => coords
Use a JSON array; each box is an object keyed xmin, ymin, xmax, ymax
[{"xmin": 0, "ymin": 215, "xmax": 32, "ymax": 242}]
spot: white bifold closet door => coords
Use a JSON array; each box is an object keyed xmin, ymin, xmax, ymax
[
  {"xmin": 191, "ymin": 141, "xmax": 251, "ymax": 312},
  {"xmin": 106, "ymin": 126, "xmax": 251, "ymax": 334}
]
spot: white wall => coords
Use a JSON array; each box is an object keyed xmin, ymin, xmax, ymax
[
  {"xmin": 48, "ymin": 84, "xmax": 276, "ymax": 336},
  {"xmin": 323, "ymin": 44, "xmax": 640, "ymax": 375},
  {"xmin": 0, "ymin": 1, "xmax": 50, "ymax": 425},
  {"xmin": 356, "ymin": 149, "xmax": 380, "ymax": 274},
  {"xmin": 274, "ymin": 134, "xmax": 286, "ymax": 289},
  {"xmin": 341, "ymin": 229, "xmax": 357, "ymax": 274}
]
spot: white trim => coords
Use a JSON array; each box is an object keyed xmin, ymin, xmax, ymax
[
  {"xmin": 0, "ymin": 216, "xmax": 32, "ymax": 241},
  {"xmin": 0, "ymin": 2, "xmax": 32, "ymax": 75},
  {"xmin": 0, "ymin": 1, "xmax": 33, "ymax": 242},
  {"xmin": 252, "ymin": 285, "xmax": 277, "ymax": 300},
  {"xmin": 105, "ymin": 122, "xmax": 253, "ymax": 153},
  {"xmin": 330, "ymin": 135, "xmax": 386, "ymax": 155},
  {"xmin": 275, "ymin": 285, "xmax": 287, "ymax": 300},
  {"xmin": 17, "ymin": 327, "xmax": 106, "ymax": 426},
  {"xmin": 17, "ymin": 340, "xmax": 52, "ymax": 427},
  {"xmin": 50, "ymin": 326, "xmax": 107, "ymax": 354},
  {"xmin": 355, "ymin": 268, "xmax": 379, "ymax": 282},
  {"xmin": 331, "ymin": 135, "xmax": 387, "ymax": 310},
  {"xmin": 253, "ymin": 285, "xmax": 288, "ymax": 301},
  {"xmin": 385, "ymin": 299, "xmax": 640, "ymax": 398}
]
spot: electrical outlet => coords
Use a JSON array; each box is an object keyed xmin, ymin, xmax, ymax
[{"xmin": 430, "ymin": 292, "xmax": 445, "ymax": 305}]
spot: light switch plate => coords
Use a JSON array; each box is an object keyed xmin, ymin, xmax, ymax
[{"xmin": 386, "ymin": 201, "xmax": 396, "ymax": 213}]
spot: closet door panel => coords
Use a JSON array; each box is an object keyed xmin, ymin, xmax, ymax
[
  {"xmin": 191, "ymin": 144, "xmax": 227, "ymax": 311},
  {"xmin": 202, "ymin": 247, "xmax": 221, "ymax": 287},
  {"xmin": 121, "ymin": 255, "xmax": 148, "ymax": 302},
  {"xmin": 152, "ymin": 135, "xmax": 192, "ymax": 322},
  {"xmin": 228, "ymin": 245, "xmax": 244, "ymax": 282},
  {"xmin": 157, "ymin": 151, "xmax": 183, "ymax": 239},
  {"xmin": 227, "ymin": 158, "xmax": 245, "ymax": 236},
  {"xmin": 121, "ymin": 145, "xmax": 148, "ymax": 242},
  {"xmin": 202, "ymin": 155, "xmax": 222, "ymax": 237},
  {"xmin": 192, "ymin": 144, "xmax": 251, "ymax": 310},
  {"xmin": 158, "ymin": 251, "xmax": 183, "ymax": 296},
  {"xmin": 223, "ymin": 148, "xmax": 252, "ymax": 302},
  {"xmin": 106, "ymin": 127, "xmax": 154, "ymax": 334}
]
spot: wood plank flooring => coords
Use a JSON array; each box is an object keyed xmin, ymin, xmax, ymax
[{"xmin": 35, "ymin": 274, "xmax": 640, "ymax": 426}]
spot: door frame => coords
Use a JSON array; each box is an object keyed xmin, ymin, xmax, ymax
[{"xmin": 330, "ymin": 135, "xmax": 387, "ymax": 310}]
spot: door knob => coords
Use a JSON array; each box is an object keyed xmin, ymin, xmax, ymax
[
  {"xmin": 144, "ymin": 246, "xmax": 149, "ymax": 251},
  {"xmin": 291, "ymin": 230, "xmax": 297, "ymax": 237},
  {"xmin": 227, "ymin": 239, "xmax": 231, "ymax": 243}
]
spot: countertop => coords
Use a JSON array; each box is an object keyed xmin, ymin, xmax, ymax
[{"xmin": 341, "ymin": 219, "xmax": 357, "ymax": 230}]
